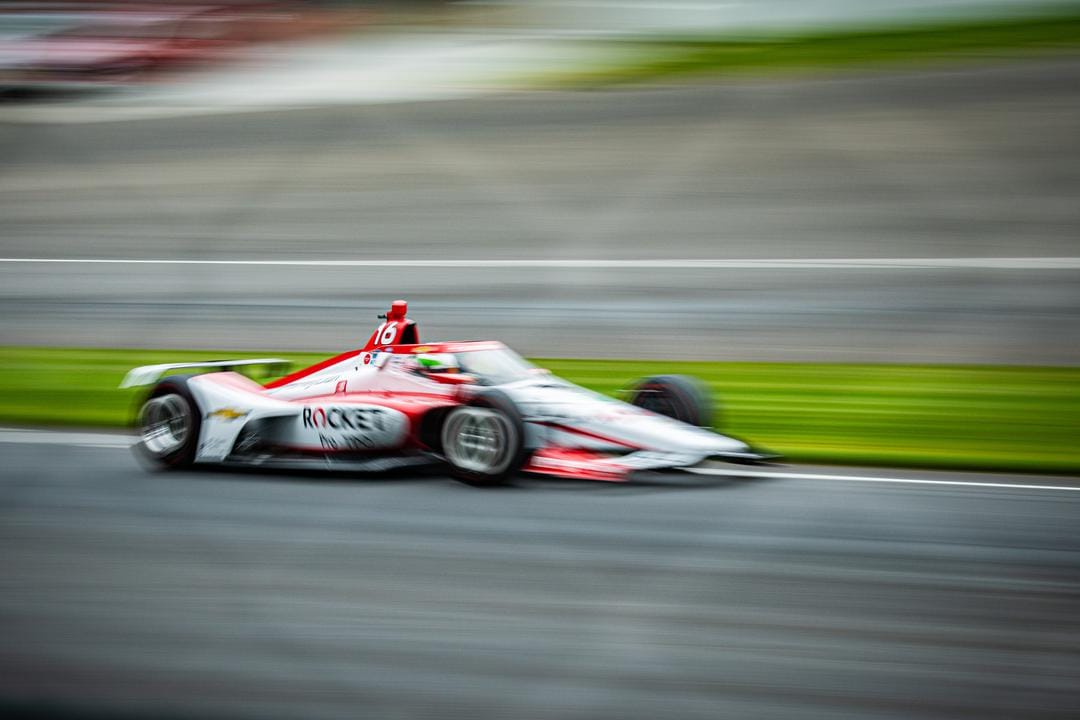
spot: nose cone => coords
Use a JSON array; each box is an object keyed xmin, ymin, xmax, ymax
[{"xmin": 626, "ymin": 412, "xmax": 750, "ymax": 455}]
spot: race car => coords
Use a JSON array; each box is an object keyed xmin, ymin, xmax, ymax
[{"xmin": 122, "ymin": 300, "xmax": 769, "ymax": 484}]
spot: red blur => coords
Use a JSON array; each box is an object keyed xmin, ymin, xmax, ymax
[{"xmin": 0, "ymin": 1, "xmax": 364, "ymax": 88}]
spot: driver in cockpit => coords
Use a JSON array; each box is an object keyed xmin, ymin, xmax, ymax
[{"xmin": 411, "ymin": 353, "xmax": 460, "ymax": 377}]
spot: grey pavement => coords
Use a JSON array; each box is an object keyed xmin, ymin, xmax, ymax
[{"xmin": 1, "ymin": 439, "xmax": 1078, "ymax": 719}]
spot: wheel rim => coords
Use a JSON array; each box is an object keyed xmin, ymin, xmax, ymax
[
  {"xmin": 140, "ymin": 394, "xmax": 192, "ymax": 457},
  {"xmin": 444, "ymin": 407, "xmax": 514, "ymax": 475}
]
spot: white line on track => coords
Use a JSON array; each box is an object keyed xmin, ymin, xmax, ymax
[
  {"xmin": 686, "ymin": 467, "xmax": 1080, "ymax": 492},
  {"xmin": 2, "ymin": 258, "xmax": 1080, "ymax": 270},
  {"xmin": 1, "ymin": 427, "xmax": 1077, "ymax": 492}
]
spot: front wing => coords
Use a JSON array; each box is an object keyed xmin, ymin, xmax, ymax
[{"xmin": 523, "ymin": 447, "xmax": 771, "ymax": 482}]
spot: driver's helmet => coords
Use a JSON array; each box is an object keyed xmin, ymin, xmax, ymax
[{"xmin": 413, "ymin": 352, "xmax": 460, "ymax": 375}]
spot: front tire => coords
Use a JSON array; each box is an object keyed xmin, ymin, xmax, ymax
[
  {"xmin": 441, "ymin": 391, "xmax": 526, "ymax": 486},
  {"xmin": 628, "ymin": 374, "xmax": 715, "ymax": 428},
  {"xmin": 135, "ymin": 376, "xmax": 201, "ymax": 469}
]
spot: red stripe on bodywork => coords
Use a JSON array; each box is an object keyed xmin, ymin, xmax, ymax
[
  {"xmin": 534, "ymin": 421, "xmax": 642, "ymax": 450},
  {"xmin": 264, "ymin": 349, "xmax": 363, "ymax": 389}
]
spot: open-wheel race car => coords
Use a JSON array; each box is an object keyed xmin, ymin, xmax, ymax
[{"xmin": 123, "ymin": 300, "xmax": 769, "ymax": 484}]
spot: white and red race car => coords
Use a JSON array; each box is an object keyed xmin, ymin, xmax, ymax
[{"xmin": 123, "ymin": 300, "xmax": 767, "ymax": 484}]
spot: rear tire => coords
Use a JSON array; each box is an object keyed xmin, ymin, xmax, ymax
[
  {"xmin": 441, "ymin": 391, "xmax": 527, "ymax": 486},
  {"xmin": 628, "ymin": 374, "xmax": 715, "ymax": 428},
  {"xmin": 135, "ymin": 376, "xmax": 201, "ymax": 469}
]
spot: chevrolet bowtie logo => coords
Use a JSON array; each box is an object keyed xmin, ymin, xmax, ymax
[{"xmin": 208, "ymin": 408, "xmax": 249, "ymax": 421}]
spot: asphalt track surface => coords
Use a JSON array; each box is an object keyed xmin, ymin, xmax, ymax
[
  {"xmin": 3, "ymin": 59, "xmax": 1080, "ymax": 362},
  {"xmin": 1, "ymin": 430, "xmax": 1079, "ymax": 719}
]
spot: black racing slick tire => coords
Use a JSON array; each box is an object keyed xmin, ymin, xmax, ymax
[
  {"xmin": 628, "ymin": 374, "xmax": 715, "ymax": 428},
  {"xmin": 134, "ymin": 375, "xmax": 201, "ymax": 469},
  {"xmin": 441, "ymin": 390, "xmax": 528, "ymax": 486}
]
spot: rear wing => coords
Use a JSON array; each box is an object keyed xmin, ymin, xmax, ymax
[{"xmin": 119, "ymin": 358, "xmax": 291, "ymax": 389}]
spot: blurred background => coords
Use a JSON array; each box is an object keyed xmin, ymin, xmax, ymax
[
  {"xmin": 2, "ymin": 1, "xmax": 1080, "ymax": 719},
  {"xmin": 2, "ymin": 0, "xmax": 1080, "ymax": 363}
]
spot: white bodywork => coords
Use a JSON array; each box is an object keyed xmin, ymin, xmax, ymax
[
  {"xmin": 184, "ymin": 371, "xmax": 412, "ymax": 462},
  {"xmin": 125, "ymin": 345, "xmax": 759, "ymax": 475},
  {"xmin": 509, "ymin": 380, "xmax": 745, "ymax": 453}
]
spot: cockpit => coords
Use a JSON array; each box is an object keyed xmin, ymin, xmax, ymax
[{"xmin": 408, "ymin": 347, "xmax": 537, "ymax": 386}]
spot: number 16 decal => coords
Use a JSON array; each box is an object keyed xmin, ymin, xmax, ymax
[{"xmin": 376, "ymin": 323, "xmax": 397, "ymax": 345}]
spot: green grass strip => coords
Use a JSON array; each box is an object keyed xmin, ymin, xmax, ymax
[
  {"xmin": 2, "ymin": 347, "xmax": 1078, "ymax": 474},
  {"xmin": 540, "ymin": 10, "xmax": 1080, "ymax": 86}
]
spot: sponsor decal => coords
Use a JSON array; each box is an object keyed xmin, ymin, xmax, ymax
[
  {"xmin": 412, "ymin": 346, "xmax": 435, "ymax": 353},
  {"xmin": 301, "ymin": 405, "xmax": 403, "ymax": 452},
  {"xmin": 317, "ymin": 433, "xmax": 378, "ymax": 451},
  {"xmin": 207, "ymin": 407, "xmax": 249, "ymax": 422},
  {"xmin": 303, "ymin": 406, "xmax": 388, "ymax": 431}
]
